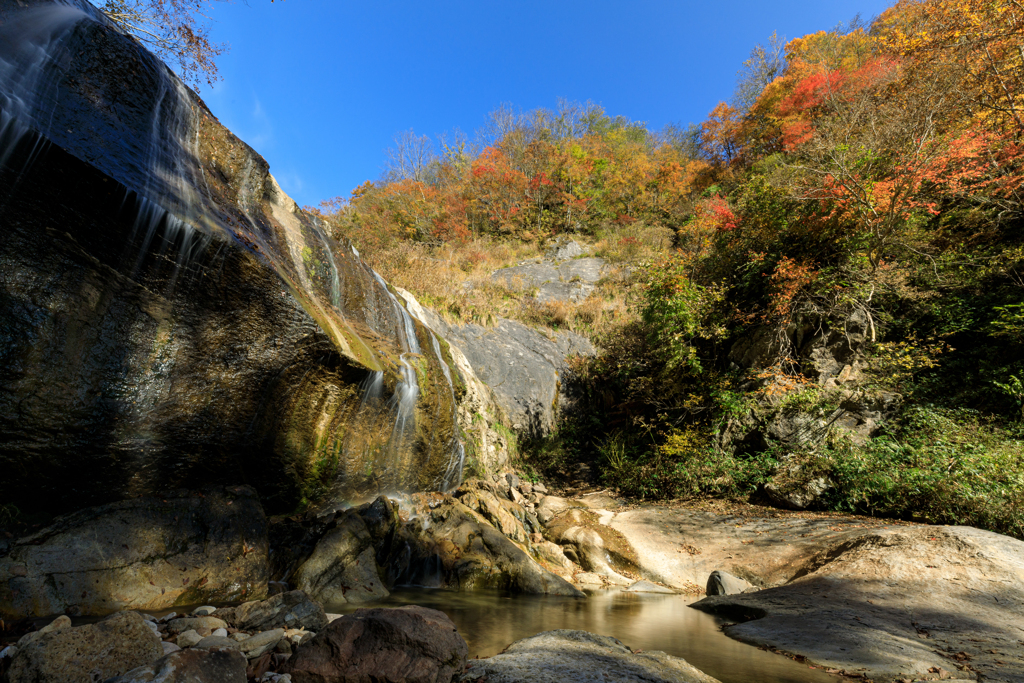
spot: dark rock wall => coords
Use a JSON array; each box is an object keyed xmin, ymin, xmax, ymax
[{"xmin": 0, "ymin": 0, "xmax": 463, "ymax": 514}]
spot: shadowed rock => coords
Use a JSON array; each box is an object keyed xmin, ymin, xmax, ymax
[
  {"xmin": 283, "ymin": 606, "xmax": 468, "ymax": 683},
  {"xmin": 105, "ymin": 648, "xmax": 248, "ymax": 683},
  {"xmin": 0, "ymin": 0, "xmax": 464, "ymax": 517},
  {"xmin": 213, "ymin": 590, "xmax": 328, "ymax": 633},
  {"xmin": 0, "ymin": 486, "xmax": 268, "ymax": 617}
]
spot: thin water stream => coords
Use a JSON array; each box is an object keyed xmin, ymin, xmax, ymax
[{"xmin": 328, "ymin": 588, "xmax": 837, "ymax": 683}]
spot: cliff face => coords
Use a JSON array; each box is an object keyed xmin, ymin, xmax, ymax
[{"xmin": 0, "ymin": 0, "xmax": 464, "ymax": 513}]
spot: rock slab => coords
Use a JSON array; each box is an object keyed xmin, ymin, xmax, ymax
[
  {"xmin": 0, "ymin": 486, "xmax": 269, "ymax": 617},
  {"xmin": 283, "ymin": 605, "xmax": 468, "ymax": 683},
  {"xmin": 692, "ymin": 525, "xmax": 1024, "ymax": 683},
  {"xmin": 459, "ymin": 630, "xmax": 720, "ymax": 683}
]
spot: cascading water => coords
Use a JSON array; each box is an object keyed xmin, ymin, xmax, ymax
[{"xmin": 0, "ymin": 0, "xmax": 466, "ymax": 502}]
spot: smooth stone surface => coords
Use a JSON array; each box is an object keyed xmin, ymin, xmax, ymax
[
  {"xmin": 161, "ymin": 641, "xmax": 181, "ymax": 655},
  {"xmin": 106, "ymin": 647, "xmax": 247, "ymax": 683},
  {"xmin": 705, "ymin": 570, "xmax": 753, "ymax": 596},
  {"xmin": 401, "ymin": 300, "xmax": 595, "ymax": 438},
  {"xmin": 692, "ymin": 526, "xmax": 1024, "ymax": 683},
  {"xmin": 194, "ymin": 635, "xmax": 242, "ymax": 651},
  {"xmin": 176, "ymin": 630, "xmax": 203, "ymax": 648},
  {"xmin": 193, "ymin": 606, "xmax": 218, "ymax": 616},
  {"xmin": 6, "ymin": 611, "xmax": 162, "ymax": 683},
  {"xmin": 283, "ymin": 606, "xmax": 467, "ymax": 683},
  {"xmin": 237, "ymin": 629, "xmax": 285, "ymax": 658},
  {"xmin": 607, "ymin": 505, "xmax": 900, "ymax": 591},
  {"xmin": 459, "ymin": 630, "xmax": 720, "ymax": 683},
  {"xmin": 0, "ymin": 487, "xmax": 268, "ymax": 617},
  {"xmin": 213, "ymin": 590, "xmax": 328, "ymax": 633},
  {"xmin": 211, "ymin": 628, "xmax": 228, "ymax": 638}
]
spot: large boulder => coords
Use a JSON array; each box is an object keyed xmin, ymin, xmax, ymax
[
  {"xmin": 105, "ymin": 648, "xmax": 247, "ymax": 683},
  {"xmin": 459, "ymin": 630, "xmax": 720, "ymax": 683},
  {"xmin": 391, "ymin": 493, "xmax": 583, "ymax": 597},
  {"xmin": 213, "ymin": 590, "xmax": 328, "ymax": 633},
  {"xmin": 0, "ymin": 0, "xmax": 465, "ymax": 518},
  {"xmin": 6, "ymin": 611, "xmax": 162, "ymax": 683},
  {"xmin": 692, "ymin": 526, "xmax": 1024, "ymax": 682},
  {"xmin": 0, "ymin": 486, "xmax": 268, "ymax": 617},
  {"xmin": 283, "ymin": 606, "xmax": 468, "ymax": 683},
  {"xmin": 291, "ymin": 510, "xmax": 391, "ymax": 606},
  {"xmin": 543, "ymin": 508, "xmax": 638, "ymax": 586}
]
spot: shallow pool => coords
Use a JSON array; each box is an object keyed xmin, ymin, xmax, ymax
[{"xmin": 328, "ymin": 588, "xmax": 836, "ymax": 683}]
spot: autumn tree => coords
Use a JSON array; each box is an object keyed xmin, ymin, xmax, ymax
[{"xmin": 95, "ymin": 0, "xmax": 231, "ymax": 88}]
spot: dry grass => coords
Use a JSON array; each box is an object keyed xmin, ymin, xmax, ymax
[{"xmin": 347, "ymin": 231, "xmax": 672, "ymax": 339}]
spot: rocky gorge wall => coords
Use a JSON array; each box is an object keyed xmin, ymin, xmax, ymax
[{"xmin": 0, "ymin": 0, "xmax": 475, "ymax": 514}]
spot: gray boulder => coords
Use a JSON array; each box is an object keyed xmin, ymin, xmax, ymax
[
  {"xmin": 6, "ymin": 611, "xmax": 163, "ymax": 683},
  {"xmin": 283, "ymin": 606, "xmax": 468, "ymax": 683},
  {"xmin": 705, "ymin": 570, "xmax": 753, "ymax": 596},
  {"xmin": 0, "ymin": 487, "xmax": 268, "ymax": 617},
  {"xmin": 459, "ymin": 630, "xmax": 720, "ymax": 683},
  {"xmin": 492, "ymin": 256, "xmax": 607, "ymax": 304},
  {"xmin": 292, "ymin": 511, "xmax": 390, "ymax": 606},
  {"xmin": 104, "ymin": 648, "xmax": 247, "ymax": 683},
  {"xmin": 213, "ymin": 590, "xmax": 328, "ymax": 633}
]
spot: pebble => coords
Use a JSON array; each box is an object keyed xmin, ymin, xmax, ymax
[
  {"xmin": 158, "ymin": 612, "xmax": 178, "ymax": 623},
  {"xmin": 176, "ymin": 629, "xmax": 204, "ymax": 648},
  {"xmin": 230, "ymin": 632, "xmax": 250, "ymax": 642},
  {"xmin": 533, "ymin": 482, "xmax": 548, "ymax": 494},
  {"xmin": 0, "ymin": 646, "xmax": 17, "ymax": 660},
  {"xmin": 211, "ymin": 628, "xmax": 228, "ymax": 638},
  {"xmin": 162, "ymin": 642, "xmax": 181, "ymax": 654},
  {"xmin": 193, "ymin": 605, "xmax": 218, "ymax": 616}
]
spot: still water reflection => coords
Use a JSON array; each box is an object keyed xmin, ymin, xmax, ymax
[{"xmin": 329, "ymin": 588, "xmax": 836, "ymax": 683}]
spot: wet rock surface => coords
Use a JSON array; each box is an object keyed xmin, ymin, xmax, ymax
[
  {"xmin": 0, "ymin": 486, "xmax": 268, "ymax": 617},
  {"xmin": 6, "ymin": 611, "xmax": 162, "ymax": 683},
  {"xmin": 692, "ymin": 525, "xmax": 1024, "ymax": 683},
  {"xmin": 459, "ymin": 629, "xmax": 721, "ymax": 683},
  {"xmin": 405, "ymin": 311, "xmax": 594, "ymax": 437},
  {"xmin": 283, "ymin": 606, "xmax": 468, "ymax": 683},
  {"xmin": 0, "ymin": 0, "xmax": 465, "ymax": 517}
]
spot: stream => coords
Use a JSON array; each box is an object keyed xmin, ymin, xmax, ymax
[{"xmin": 328, "ymin": 588, "xmax": 837, "ymax": 683}]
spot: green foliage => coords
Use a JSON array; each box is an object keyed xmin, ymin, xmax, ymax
[
  {"xmin": 596, "ymin": 427, "xmax": 777, "ymax": 500},
  {"xmin": 823, "ymin": 406, "xmax": 1024, "ymax": 537}
]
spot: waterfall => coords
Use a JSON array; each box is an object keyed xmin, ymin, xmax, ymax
[{"xmin": 0, "ymin": 0, "xmax": 465, "ymax": 500}]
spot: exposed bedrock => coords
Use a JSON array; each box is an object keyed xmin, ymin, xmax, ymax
[
  {"xmin": 692, "ymin": 525, "xmax": 1024, "ymax": 683},
  {"xmin": 0, "ymin": 486, "xmax": 269, "ymax": 618},
  {"xmin": 0, "ymin": 0, "xmax": 467, "ymax": 515}
]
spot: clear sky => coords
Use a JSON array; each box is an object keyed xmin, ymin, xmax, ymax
[{"xmin": 198, "ymin": 0, "xmax": 895, "ymax": 208}]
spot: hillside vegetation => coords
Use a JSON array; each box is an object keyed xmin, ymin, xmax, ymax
[{"xmin": 318, "ymin": 0, "xmax": 1024, "ymax": 537}]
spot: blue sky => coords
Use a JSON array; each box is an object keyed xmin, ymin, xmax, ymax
[{"xmin": 199, "ymin": 0, "xmax": 895, "ymax": 208}]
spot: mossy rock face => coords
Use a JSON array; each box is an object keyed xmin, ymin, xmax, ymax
[{"xmin": 0, "ymin": 0, "xmax": 463, "ymax": 514}]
